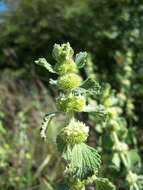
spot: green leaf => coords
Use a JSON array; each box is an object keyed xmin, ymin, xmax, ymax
[
  {"xmin": 40, "ymin": 112, "xmax": 57, "ymax": 139},
  {"xmin": 80, "ymin": 78, "xmax": 101, "ymax": 95},
  {"xmin": 35, "ymin": 58, "xmax": 56, "ymax": 73},
  {"xmin": 82, "ymin": 105, "xmax": 98, "ymax": 112},
  {"xmin": 96, "ymin": 178, "xmax": 116, "ymax": 190},
  {"xmin": 63, "ymin": 143, "xmax": 101, "ymax": 180},
  {"xmin": 83, "ymin": 105, "xmax": 107, "ymax": 122},
  {"xmin": 75, "ymin": 52, "xmax": 87, "ymax": 68}
]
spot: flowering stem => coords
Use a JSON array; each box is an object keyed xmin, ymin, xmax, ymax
[{"xmin": 36, "ymin": 43, "xmax": 115, "ymax": 190}]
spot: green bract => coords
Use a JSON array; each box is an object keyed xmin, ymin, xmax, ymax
[
  {"xmin": 57, "ymin": 94, "xmax": 86, "ymax": 112},
  {"xmin": 57, "ymin": 73, "xmax": 82, "ymax": 90}
]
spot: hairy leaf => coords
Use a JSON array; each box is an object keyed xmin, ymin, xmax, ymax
[
  {"xmin": 96, "ymin": 178, "xmax": 116, "ymax": 190},
  {"xmin": 63, "ymin": 143, "xmax": 101, "ymax": 180},
  {"xmin": 40, "ymin": 112, "xmax": 57, "ymax": 139},
  {"xmin": 83, "ymin": 104, "xmax": 107, "ymax": 122},
  {"xmin": 80, "ymin": 78, "xmax": 101, "ymax": 95},
  {"xmin": 35, "ymin": 58, "xmax": 56, "ymax": 73},
  {"xmin": 75, "ymin": 52, "xmax": 87, "ymax": 68}
]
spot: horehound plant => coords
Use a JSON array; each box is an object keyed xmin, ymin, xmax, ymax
[
  {"xmin": 114, "ymin": 50, "xmax": 136, "ymax": 122},
  {"xmin": 35, "ymin": 43, "xmax": 116, "ymax": 190},
  {"xmin": 83, "ymin": 55, "xmax": 143, "ymax": 190},
  {"xmin": 94, "ymin": 84, "xmax": 143, "ymax": 190}
]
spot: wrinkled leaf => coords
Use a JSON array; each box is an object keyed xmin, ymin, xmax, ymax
[
  {"xmin": 96, "ymin": 178, "xmax": 116, "ymax": 190},
  {"xmin": 80, "ymin": 78, "xmax": 101, "ymax": 95},
  {"xmin": 63, "ymin": 143, "xmax": 101, "ymax": 180},
  {"xmin": 83, "ymin": 104, "xmax": 107, "ymax": 122},
  {"xmin": 75, "ymin": 52, "xmax": 87, "ymax": 68},
  {"xmin": 35, "ymin": 58, "xmax": 56, "ymax": 73}
]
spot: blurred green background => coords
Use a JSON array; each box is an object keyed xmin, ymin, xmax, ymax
[{"xmin": 0, "ymin": 0, "xmax": 143, "ymax": 189}]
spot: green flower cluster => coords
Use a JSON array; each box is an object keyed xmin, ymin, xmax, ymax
[
  {"xmin": 53, "ymin": 43, "xmax": 82, "ymax": 91},
  {"xmin": 57, "ymin": 119, "xmax": 89, "ymax": 145},
  {"xmin": 57, "ymin": 73, "xmax": 81, "ymax": 90},
  {"xmin": 53, "ymin": 43, "xmax": 86, "ymax": 113},
  {"xmin": 57, "ymin": 94, "xmax": 86, "ymax": 112}
]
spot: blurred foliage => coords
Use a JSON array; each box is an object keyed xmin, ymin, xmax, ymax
[
  {"xmin": 0, "ymin": 0, "xmax": 143, "ymax": 189},
  {"xmin": 0, "ymin": 69, "xmax": 65, "ymax": 189}
]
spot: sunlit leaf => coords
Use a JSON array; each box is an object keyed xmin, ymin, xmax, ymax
[
  {"xmin": 63, "ymin": 143, "xmax": 101, "ymax": 180},
  {"xmin": 35, "ymin": 58, "xmax": 56, "ymax": 73},
  {"xmin": 80, "ymin": 78, "xmax": 101, "ymax": 95},
  {"xmin": 83, "ymin": 104, "xmax": 107, "ymax": 122},
  {"xmin": 96, "ymin": 178, "xmax": 116, "ymax": 190},
  {"xmin": 75, "ymin": 52, "xmax": 87, "ymax": 68}
]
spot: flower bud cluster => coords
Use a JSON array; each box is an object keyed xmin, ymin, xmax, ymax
[
  {"xmin": 53, "ymin": 42, "xmax": 74, "ymax": 62},
  {"xmin": 113, "ymin": 142, "xmax": 128, "ymax": 153},
  {"xmin": 53, "ymin": 42, "xmax": 77, "ymax": 75},
  {"xmin": 57, "ymin": 119, "xmax": 89, "ymax": 145},
  {"xmin": 53, "ymin": 43, "xmax": 85, "ymax": 113},
  {"xmin": 57, "ymin": 94, "xmax": 86, "ymax": 112},
  {"xmin": 57, "ymin": 73, "xmax": 81, "ymax": 90},
  {"xmin": 55, "ymin": 59, "xmax": 77, "ymax": 75},
  {"xmin": 126, "ymin": 172, "xmax": 138, "ymax": 186},
  {"xmin": 53, "ymin": 43, "xmax": 82, "ymax": 91}
]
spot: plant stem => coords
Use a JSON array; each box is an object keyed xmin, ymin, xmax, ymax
[
  {"xmin": 35, "ymin": 154, "xmax": 51, "ymax": 178},
  {"xmin": 68, "ymin": 111, "xmax": 74, "ymax": 120},
  {"xmin": 111, "ymin": 131, "xmax": 129, "ymax": 170}
]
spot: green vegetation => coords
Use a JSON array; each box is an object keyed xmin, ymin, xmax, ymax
[{"xmin": 0, "ymin": 0, "xmax": 143, "ymax": 190}]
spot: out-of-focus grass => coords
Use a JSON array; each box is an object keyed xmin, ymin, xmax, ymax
[{"xmin": 0, "ymin": 69, "xmax": 65, "ymax": 190}]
